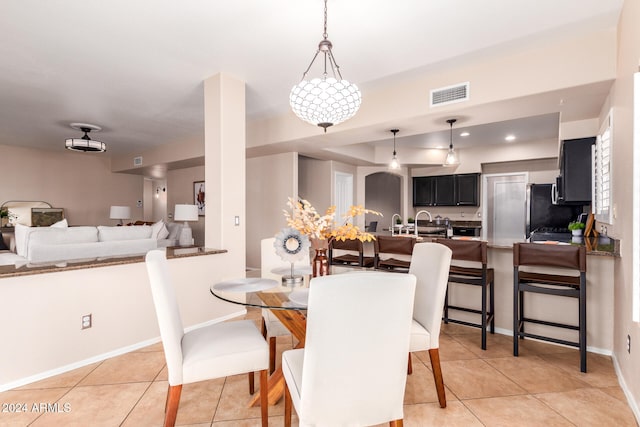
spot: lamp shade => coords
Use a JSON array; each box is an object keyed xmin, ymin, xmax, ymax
[
  {"xmin": 174, "ymin": 204, "xmax": 199, "ymax": 222},
  {"xmin": 109, "ymin": 205, "xmax": 131, "ymax": 220}
]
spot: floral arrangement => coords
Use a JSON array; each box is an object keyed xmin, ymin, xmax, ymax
[{"xmin": 283, "ymin": 197, "xmax": 382, "ymax": 242}]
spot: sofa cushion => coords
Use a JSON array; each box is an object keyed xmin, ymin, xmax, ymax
[
  {"xmin": 98, "ymin": 225, "xmax": 152, "ymax": 241},
  {"xmin": 15, "ymin": 224, "xmax": 37, "ymax": 257},
  {"xmin": 28, "ymin": 227, "xmax": 99, "ymax": 245},
  {"xmin": 50, "ymin": 218, "xmax": 69, "ymax": 228},
  {"xmin": 152, "ymin": 220, "xmax": 169, "ymax": 240}
]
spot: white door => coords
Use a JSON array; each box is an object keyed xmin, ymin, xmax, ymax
[{"xmin": 334, "ymin": 172, "xmax": 353, "ymax": 223}]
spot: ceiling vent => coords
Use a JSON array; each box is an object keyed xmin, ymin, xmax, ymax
[
  {"xmin": 133, "ymin": 156, "xmax": 143, "ymax": 167},
  {"xmin": 430, "ymin": 82, "xmax": 469, "ymax": 107}
]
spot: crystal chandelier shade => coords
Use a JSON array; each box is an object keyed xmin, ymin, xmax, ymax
[{"xmin": 289, "ymin": 0, "xmax": 361, "ymax": 132}]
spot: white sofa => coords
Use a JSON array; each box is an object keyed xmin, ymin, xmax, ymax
[{"xmin": 0, "ymin": 221, "xmax": 182, "ymax": 265}]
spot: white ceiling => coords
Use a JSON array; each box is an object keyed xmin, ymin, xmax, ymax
[{"xmin": 0, "ymin": 0, "xmax": 623, "ymax": 162}]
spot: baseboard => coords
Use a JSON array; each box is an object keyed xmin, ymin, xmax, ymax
[
  {"xmin": 611, "ymin": 354, "xmax": 640, "ymax": 425},
  {"xmin": 0, "ymin": 309, "xmax": 247, "ymax": 392}
]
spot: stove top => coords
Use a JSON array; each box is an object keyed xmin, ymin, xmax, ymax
[{"xmin": 529, "ymin": 227, "xmax": 572, "ymax": 242}]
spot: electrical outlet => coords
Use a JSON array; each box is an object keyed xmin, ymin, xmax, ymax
[
  {"xmin": 82, "ymin": 314, "xmax": 92, "ymax": 330},
  {"xmin": 627, "ymin": 334, "xmax": 631, "ymax": 354}
]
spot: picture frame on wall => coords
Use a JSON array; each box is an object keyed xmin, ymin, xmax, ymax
[{"xmin": 194, "ymin": 181, "xmax": 205, "ymax": 216}]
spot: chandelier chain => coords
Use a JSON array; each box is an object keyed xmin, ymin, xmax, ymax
[{"xmin": 323, "ymin": 0, "xmax": 328, "ymax": 39}]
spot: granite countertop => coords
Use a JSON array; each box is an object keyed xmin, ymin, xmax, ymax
[{"xmin": 0, "ymin": 247, "xmax": 227, "ymax": 278}]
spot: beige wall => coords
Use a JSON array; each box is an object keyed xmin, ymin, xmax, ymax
[
  {"xmin": 246, "ymin": 152, "xmax": 298, "ymax": 269},
  {"xmin": 0, "ymin": 144, "xmax": 144, "ymax": 225},
  {"xmin": 610, "ymin": 0, "xmax": 640, "ymax": 415},
  {"xmin": 0, "ymin": 254, "xmax": 245, "ymax": 390}
]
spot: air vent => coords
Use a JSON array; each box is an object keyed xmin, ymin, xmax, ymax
[
  {"xmin": 430, "ymin": 82, "xmax": 470, "ymax": 107},
  {"xmin": 133, "ymin": 156, "xmax": 143, "ymax": 166}
]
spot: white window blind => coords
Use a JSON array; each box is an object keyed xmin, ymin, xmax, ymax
[{"xmin": 593, "ymin": 111, "xmax": 612, "ymax": 224}]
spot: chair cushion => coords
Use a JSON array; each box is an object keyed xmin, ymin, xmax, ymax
[
  {"xmin": 181, "ymin": 320, "xmax": 268, "ymax": 385},
  {"xmin": 408, "ymin": 319, "xmax": 432, "ymax": 352},
  {"xmin": 282, "ymin": 348, "xmax": 304, "ymax": 414}
]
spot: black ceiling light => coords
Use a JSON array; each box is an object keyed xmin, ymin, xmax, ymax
[{"xmin": 65, "ymin": 123, "xmax": 106, "ymax": 152}]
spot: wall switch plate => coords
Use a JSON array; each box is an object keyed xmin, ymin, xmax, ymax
[
  {"xmin": 82, "ymin": 314, "xmax": 92, "ymax": 330},
  {"xmin": 234, "ymin": 216, "xmax": 240, "ymax": 226}
]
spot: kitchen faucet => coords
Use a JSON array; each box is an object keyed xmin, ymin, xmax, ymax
[
  {"xmin": 414, "ymin": 210, "xmax": 432, "ymax": 237},
  {"xmin": 390, "ymin": 213, "xmax": 401, "ymax": 236}
]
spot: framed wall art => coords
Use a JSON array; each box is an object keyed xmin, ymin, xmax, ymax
[{"xmin": 194, "ymin": 181, "xmax": 205, "ymax": 216}]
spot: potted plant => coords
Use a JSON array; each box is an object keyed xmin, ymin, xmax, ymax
[
  {"xmin": 395, "ymin": 217, "xmax": 403, "ymax": 225},
  {"xmin": 568, "ymin": 221, "xmax": 585, "ymax": 236},
  {"xmin": 407, "ymin": 217, "xmax": 415, "ymax": 224}
]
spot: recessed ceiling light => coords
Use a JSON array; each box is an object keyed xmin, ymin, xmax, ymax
[
  {"xmin": 505, "ymin": 134, "xmax": 516, "ymax": 142},
  {"xmin": 460, "ymin": 132, "xmax": 470, "ymax": 137}
]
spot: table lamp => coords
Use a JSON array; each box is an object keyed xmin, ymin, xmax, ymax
[
  {"xmin": 174, "ymin": 204, "xmax": 199, "ymax": 246},
  {"xmin": 109, "ymin": 206, "xmax": 131, "ymax": 225}
]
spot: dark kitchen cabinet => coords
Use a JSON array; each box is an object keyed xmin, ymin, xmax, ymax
[
  {"xmin": 434, "ymin": 175, "xmax": 455, "ymax": 206},
  {"xmin": 556, "ymin": 137, "xmax": 594, "ymax": 204},
  {"xmin": 413, "ymin": 176, "xmax": 435, "ymax": 206},
  {"xmin": 413, "ymin": 173, "xmax": 480, "ymax": 206},
  {"xmin": 454, "ymin": 173, "xmax": 480, "ymax": 206}
]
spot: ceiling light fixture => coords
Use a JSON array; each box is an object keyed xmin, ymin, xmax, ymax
[
  {"xmin": 460, "ymin": 131, "xmax": 470, "ymax": 137},
  {"xmin": 443, "ymin": 119, "xmax": 460, "ymax": 166},
  {"xmin": 65, "ymin": 123, "xmax": 106, "ymax": 152},
  {"xmin": 505, "ymin": 134, "xmax": 516, "ymax": 141},
  {"xmin": 389, "ymin": 129, "xmax": 400, "ymax": 170},
  {"xmin": 289, "ymin": 0, "xmax": 361, "ymax": 132}
]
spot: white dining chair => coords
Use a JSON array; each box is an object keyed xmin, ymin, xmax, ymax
[
  {"xmin": 408, "ymin": 242, "xmax": 453, "ymax": 408},
  {"xmin": 145, "ymin": 249, "xmax": 269, "ymax": 427},
  {"xmin": 260, "ymin": 237, "xmax": 311, "ymax": 373},
  {"xmin": 282, "ymin": 272, "xmax": 417, "ymax": 427}
]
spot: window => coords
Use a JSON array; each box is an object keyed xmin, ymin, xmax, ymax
[{"xmin": 592, "ymin": 110, "xmax": 612, "ymax": 224}]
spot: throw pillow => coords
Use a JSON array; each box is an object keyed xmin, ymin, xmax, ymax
[
  {"xmin": 152, "ymin": 220, "xmax": 169, "ymax": 240},
  {"xmin": 0, "ymin": 231, "xmax": 9, "ymax": 251},
  {"xmin": 50, "ymin": 218, "xmax": 69, "ymax": 228}
]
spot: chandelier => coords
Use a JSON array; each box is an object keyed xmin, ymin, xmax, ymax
[
  {"xmin": 289, "ymin": 0, "xmax": 361, "ymax": 132},
  {"xmin": 65, "ymin": 123, "xmax": 106, "ymax": 152}
]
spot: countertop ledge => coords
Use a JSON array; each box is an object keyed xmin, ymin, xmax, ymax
[{"xmin": 0, "ymin": 247, "xmax": 227, "ymax": 278}]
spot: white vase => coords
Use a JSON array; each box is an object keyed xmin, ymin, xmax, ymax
[{"xmin": 571, "ymin": 229, "xmax": 583, "ymax": 236}]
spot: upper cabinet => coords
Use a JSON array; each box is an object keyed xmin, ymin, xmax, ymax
[
  {"xmin": 555, "ymin": 137, "xmax": 595, "ymax": 205},
  {"xmin": 413, "ymin": 173, "xmax": 480, "ymax": 207}
]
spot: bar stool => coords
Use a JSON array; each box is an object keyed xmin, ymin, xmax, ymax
[
  {"xmin": 513, "ymin": 242, "xmax": 587, "ymax": 372},
  {"xmin": 329, "ymin": 238, "xmax": 374, "ymax": 267},
  {"xmin": 434, "ymin": 238, "xmax": 495, "ymax": 350},
  {"xmin": 374, "ymin": 235, "xmax": 416, "ymax": 271}
]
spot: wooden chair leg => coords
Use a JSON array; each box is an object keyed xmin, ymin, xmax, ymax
[
  {"xmin": 269, "ymin": 336, "xmax": 277, "ymax": 374},
  {"xmin": 284, "ymin": 379, "xmax": 292, "ymax": 427},
  {"xmin": 428, "ymin": 348, "xmax": 446, "ymax": 408},
  {"xmin": 407, "ymin": 353, "xmax": 413, "ymax": 375},
  {"xmin": 248, "ymin": 371, "xmax": 255, "ymax": 395},
  {"xmin": 164, "ymin": 384, "xmax": 182, "ymax": 427},
  {"xmin": 390, "ymin": 419, "xmax": 404, "ymax": 427},
  {"xmin": 260, "ymin": 369, "xmax": 268, "ymax": 427}
]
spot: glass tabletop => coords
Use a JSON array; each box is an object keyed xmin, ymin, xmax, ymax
[{"xmin": 210, "ymin": 281, "xmax": 309, "ymax": 311}]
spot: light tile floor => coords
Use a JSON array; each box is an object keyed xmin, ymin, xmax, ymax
[{"xmin": 1, "ymin": 311, "xmax": 637, "ymax": 426}]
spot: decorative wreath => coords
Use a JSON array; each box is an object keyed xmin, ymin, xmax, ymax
[{"xmin": 274, "ymin": 227, "xmax": 310, "ymax": 263}]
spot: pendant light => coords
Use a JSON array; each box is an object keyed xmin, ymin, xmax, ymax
[
  {"xmin": 389, "ymin": 129, "xmax": 400, "ymax": 169},
  {"xmin": 65, "ymin": 123, "xmax": 106, "ymax": 152},
  {"xmin": 443, "ymin": 119, "xmax": 459, "ymax": 166},
  {"xmin": 289, "ymin": 0, "xmax": 362, "ymax": 132}
]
